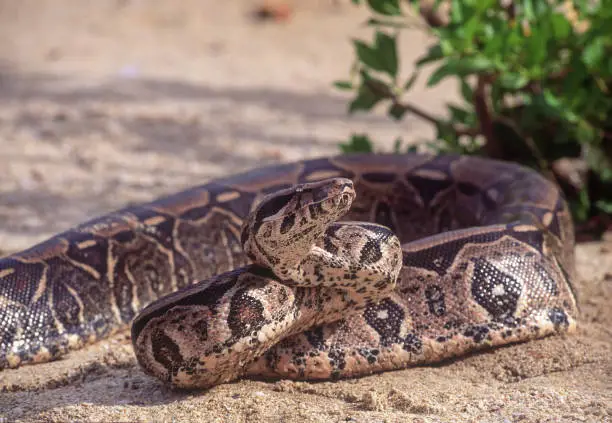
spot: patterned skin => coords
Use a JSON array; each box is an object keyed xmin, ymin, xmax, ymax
[{"xmin": 0, "ymin": 154, "xmax": 577, "ymax": 389}]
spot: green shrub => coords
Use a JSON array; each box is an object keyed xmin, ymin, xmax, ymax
[{"xmin": 336, "ymin": 0, "xmax": 612, "ymax": 235}]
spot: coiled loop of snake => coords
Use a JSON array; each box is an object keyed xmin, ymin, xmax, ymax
[{"xmin": 132, "ymin": 178, "xmax": 403, "ymax": 388}]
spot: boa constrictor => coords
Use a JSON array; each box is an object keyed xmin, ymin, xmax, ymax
[{"xmin": 0, "ymin": 154, "xmax": 578, "ymax": 389}]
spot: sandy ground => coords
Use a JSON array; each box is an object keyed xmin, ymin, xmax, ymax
[{"xmin": 0, "ymin": 1, "xmax": 610, "ymax": 422}]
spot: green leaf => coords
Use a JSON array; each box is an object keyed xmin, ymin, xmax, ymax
[
  {"xmin": 549, "ymin": 12, "xmax": 572, "ymax": 39},
  {"xmin": 524, "ymin": 24, "xmax": 548, "ymax": 66},
  {"xmin": 582, "ymin": 37, "xmax": 605, "ymax": 68},
  {"xmin": 333, "ymin": 80, "xmax": 354, "ymax": 91},
  {"xmin": 428, "ymin": 64, "xmax": 455, "ymax": 87},
  {"xmin": 388, "ymin": 103, "xmax": 406, "ymax": 120},
  {"xmin": 447, "ymin": 104, "xmax": 471, "ymax": 124},
  {"xmin": 460, "ymin": 79, "xmax": 473, "ymax": 103},
  {"xmin": 340, "ymin": 134, "xmax": 374, "ymax": 153},
  {"xmin": 354, "ymin": 33, "xmax": 398, "ymax": 77},
  {"xmin": 435, "ymin": 121, "xmax": 461, "ymax": 151},
  {"xmin": 570, "ymin": 188, "xmax": 590, "ymax": 223},
  {"xmin": 522, "ymin": 0, "xmax": 535, "ymax": 21},
  {"xmin": 416, "ymin": 44, "xmax": 444, "ymax": 66},
  {"xmin": 450, "ymin": 0, "xmax": 463, "ymax": 23},
  {"xmin": 349, "ymin": 83, "xmax": 383, "ymax": 113},
  {"xmin": 598, "ymin": 165, "xmax": 612, "ymax": 182},
  {"xmin": 427, "ymin": 56, "xmax": 495, "ymax": 86},
  {"xmin": 576, "ymin": 119, "xmax": 596, "ymax": 144},
  {"xmin": 403, "ymin": 72, "xmax": 418, "ymax": 91},
  {"xmin": 543, "ymin": 89, "xmax": 562, "ymax": 108},
  {"xmin": 353, "ymin": 40, "xmax": 382, "ymax": 70},
  {"xmin": 366, "ymin": 0, "xmax": 401, "ymax": 16},
  {"xmin": 462, "ymin": 15, "xmax": 484, "ymax": 47},
  {"xmin": 539, "ymin": 90, "xmax": 579, "ymax": 122},
  {"xmin": 596, "ymin": 200, "xmax": 612, "ymax": 214},
  {"xmin": 465, "ymin": 57, "xmax": 494, "ymax": 74},
  {"xmin": 360, "ymin": 69, "xmax": 392, "ymax": 97},
  {"xmin": 375, "ymin": 31, "xmax": 399, "ymax": 77},
  {"xmin": 498, "ymin": 72, "xmax": 529, "ymax": 90}
]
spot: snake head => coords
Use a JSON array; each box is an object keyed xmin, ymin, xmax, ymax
[{"xmin": 241, "ymin": 178, "xmax": 356, "ymax": 269}]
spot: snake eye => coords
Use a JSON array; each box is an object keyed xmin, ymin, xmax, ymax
[{"xmin": 256, "ymin": 192, "xmax": 295, "ymax": 222}]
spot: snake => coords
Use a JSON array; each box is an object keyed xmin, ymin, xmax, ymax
[{"xmin": 0, "ymin": 153, "xmax": 578, "ymax": 389}]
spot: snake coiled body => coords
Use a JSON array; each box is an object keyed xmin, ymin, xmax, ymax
[{"xmin": 0, "ymin": 153, "xmax": 577, "ymax": 388}]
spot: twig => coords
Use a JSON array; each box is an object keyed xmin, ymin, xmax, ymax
[
  {"xmin": 362, "ymin": 78, "xmax": 480, "ymax": 138},
  {"xmin": 474, "ymin": 74, "xmax": 503, "ymax": 158}
]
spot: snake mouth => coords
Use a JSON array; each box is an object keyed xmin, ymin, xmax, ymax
[{"xmin": 335, "ymin": 190, "xmax": 355, "ymax": 212}]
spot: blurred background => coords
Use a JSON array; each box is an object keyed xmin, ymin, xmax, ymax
[{"xmin": 0, "ymin": 0, "xmax": 454, "ymax": 252}]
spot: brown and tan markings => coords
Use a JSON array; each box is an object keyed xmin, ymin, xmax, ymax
[{"xmin": 0, "ymin": 153, "xmax": 577, "ymax": 389}]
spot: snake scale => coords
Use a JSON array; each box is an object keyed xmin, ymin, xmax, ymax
[{"xmin": 0, "ymin": 153, "xmax": 578, "ymax": 389}]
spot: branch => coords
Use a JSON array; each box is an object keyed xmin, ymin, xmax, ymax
[
  {"xmin": 362, "ymin": 77, "xmax": 480, "ymax": 138},
  {"xmin": 474, "ymin": 74, "xmax": 503, "ymax": 158}
]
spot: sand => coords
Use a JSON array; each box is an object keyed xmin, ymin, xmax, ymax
[{"xmin": 0, "ymin": 1, "xmax": 610, "ymax": 422}]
